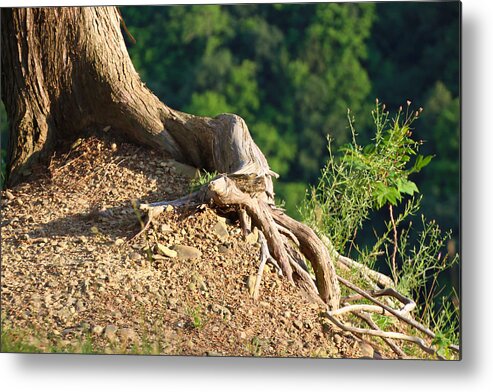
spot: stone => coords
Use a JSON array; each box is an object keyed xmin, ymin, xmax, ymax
[
  {"xmin": 247, "ymin": 275, "xmax": 256, "ymax": 296},
  {"xmin": 211, "ymin": 304, "xmax": 231, "ymax": 320},
  {"xmin": 217, "ymin": 244, "xmax": 229, "ymax": 254},
  {"xmin": 104, "ymin": 325, "xmax": 118, "ymax": 341},
  {"xmin": 160, "ymin": 223, "xmax": 173, "ymax": 233},
  {"xmin": 114, "ymin": 238, "xmax": 125, "ymax": 246},
  {"xmin": 333, "ymin": 334, "xmax": 343, "ymax": 344},
  {"xmin": 92, "ymin": 325, "xmax": 104, "ymax": 335},
  {"xmin": 171, "ymin": 244, "xmax": 202, "ymax": 259},
  {"xmin": 156, "ymin": 243, "xmax": 177, "ymax": 258},
  {"xmin": 245, "ymin": 227, "xmax": 259, "ymax": 244},
  {"xmin": 5, "ymin": 190, "xmax": 14, "ymax": 200},
  {"xmin": 165, "ymin": 205, "xmax": 174, "ymax": 213},
  {"xmin": 130, "ymin": 252, "xmax": 141, "ymax": 261},
  {"xmin": 168, "ymin": 160, "xmax": 200, "ymax": 179},
  {"xmin": 90, "ymin": 226, "xmax": 99, "ymax": 235},
  {"xmin": 293, "ymin": 319, "xmax": 303, "ymax": 331},
  {"xmin": 358, "ymin": 341, "xmax": 374, "ymax": 358},
  {"xmin": 213, "ymin": 220, "xmax": 229, "ymax": 239},
  {"xmin": 119, "ymin": 328, "xmax": 138, "ymax": 342}
]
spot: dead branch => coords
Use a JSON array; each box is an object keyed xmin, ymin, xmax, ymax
[
  {"xmin": 253, "ymin": 231, "xmax": 270, "ymax": 301},
  {"xmin": 354, "ymin": 311, "xmax": 406, "ymax": 358},
  {"xmin": 337, "ymin": 276, "xmax": 459, "ymax": 353},
  {"xmin": 323, "ymin": 312, "xmax": 444, "ymax": 359}
]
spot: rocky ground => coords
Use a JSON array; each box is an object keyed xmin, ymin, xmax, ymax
[{"xmin": 1, "ymin": 134, "xmax": 386, "ymax": 358}]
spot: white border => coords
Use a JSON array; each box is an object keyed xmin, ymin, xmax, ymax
[{"xmin": 2, "ymin": 1, "xmax": 492, "ymax": 391}]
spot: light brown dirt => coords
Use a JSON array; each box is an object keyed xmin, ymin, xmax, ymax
[{"xmin": 1, "ymin": 134, "xmax": 377, "ymax": 358}]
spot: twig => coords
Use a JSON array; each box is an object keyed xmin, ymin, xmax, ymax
[
  {"xmin": 354, "ymin": 311, "xmax": 407, "ymax": 358},
  {"xmin": 321, "ymin": 235, "xmax": 394, "ymax": 288},
  {"xmin": 337, "ymin": 276, "xmax": 460, "ymax": 353},
  {"xmin": 253, "ymin": 231, "xmax": 270, "ymax": 301},
  {"xmin": 324, "ymin": 312, "xmax": 444, "ymax": 359},
  {"xmin": 389, "ymin": 205, "xmax": 398, "ymax": 286},
  {"xmin": 341, "ymin": 287, "xmax": 416, "ymax": 317},
  {"xmin": 239, "ymin": 208, "xmax": 251, "ymax": 238}
]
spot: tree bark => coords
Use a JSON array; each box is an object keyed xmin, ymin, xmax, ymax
[{"xmin": 1, "ymin": 6, "xmax": 340, "ymax": 309}]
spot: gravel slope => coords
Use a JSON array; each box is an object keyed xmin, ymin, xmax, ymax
[{"xmin": 1, "ymin": 135, "xmax": 372, "ymax": 358}]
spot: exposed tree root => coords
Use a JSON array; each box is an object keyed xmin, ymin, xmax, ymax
[
  {"xmin": 324, "ymin": 311, "xmax": 443, "ymax": 359},
  {"xmin": 354, "ymin": 311, "xmax": 407, "ymax": 358},
  {"xmin": 137, "ymin": 175, "xmax": 460, "ymax": 358}
]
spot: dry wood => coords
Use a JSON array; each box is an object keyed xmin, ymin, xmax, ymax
[
  {"xmin": 337, "ymin": 276, "xmax": 459, "ymax": 353},
  {"xmin": 324, "ymin": 312, "xmax": 443, "ymax": 359},
  {"xmin": 253, "ymin": 231, "xmax": 270, "ymax": 301},
  {"xmin": 354, "ymin": 311, "xmax": 407, "ymax": 358},
  {"xmin": 272, "ymin": 209, "xmax": 341, "ymax": 310}
]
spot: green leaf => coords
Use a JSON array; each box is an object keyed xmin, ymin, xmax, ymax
[
  {"xmin": 397, "ymin": 178, "xmax": 419, "ymax": 195},
  {"xmin": 411, "ymin": 154, "xmax": 434, "ymax": 173},
  {"xmin": 363, "ymin": 143, "xmax": 376, "ymax": 155}
]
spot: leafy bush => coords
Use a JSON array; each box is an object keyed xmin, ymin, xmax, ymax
[{"xmin": 301, "ymin": 101, "xmax": 459, "ymax": 349}]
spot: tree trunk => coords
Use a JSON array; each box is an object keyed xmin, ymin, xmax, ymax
[{"xmin": 1, "ymin": 6, "xmax": 340, "ymax": 309}]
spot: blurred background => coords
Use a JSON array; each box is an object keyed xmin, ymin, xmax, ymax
[{"xmin": 0, "ymin": 2, "xmax": 460, "ymax": 295}]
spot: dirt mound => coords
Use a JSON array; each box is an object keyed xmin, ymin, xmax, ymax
[{"xmin": 1, "ymin": 135, "xmax": 377, "ymax": 358}]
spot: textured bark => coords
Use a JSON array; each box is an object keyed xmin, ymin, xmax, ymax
[
  {"xmin": 1, "ymin": 6, "xmax": 341, "ymax": 309},
  {"xmin": 1, "ymin": 7, "xmax": 275, "ymax": 194}
]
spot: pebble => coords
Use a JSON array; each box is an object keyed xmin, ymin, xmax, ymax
[
  {"xmin": 333, "ymin": 334, "xmax": 343, "ymax": 344},
  {"xmin": 247, "ymin": 275, "xmax": 256, "ymax": 296},
  {"xmin": 114, "ymin": 238, "xmax": 125, "ymax": 246},
  {"xmin": 171, "ymin": 244, "xmax": 202, "ymax": 259},
  {"xmin": 156, "ymin": 243, "xmax": 177, "ymax": 258},
  {"xmin": 119, "ymin": 328, "xmax": 138, "ymax": 342},
  {"xmin": 245, "ymin": 229, "xmax": 259, "ymax": 244},
  {"xmin": 104, "ymin": 325, "xmax": 118, "ymax": 341},
  {"xmin": 358, "ymin": 341, "xmax": 374, "ymax": 358},
  {"xmin": 160, "ymin": 223, "xmax": 173, "ymax": 233},
  {"xmin": 130, "ymin": 252, "xmax": 141, "ymax": 261},
  {"xmin": 92, "ymin": 325, "xmax": 104, "ymax": 335},
  {"xmin": 293, "ymin": 319, "xmax": 303, "ymax": 331},
  {"xmin": 213, "ymin": 221, "xmax": 229, "ymax": 239},
  {"xmin": 5, "ymin": 190, "xmax": 14, "ymax": 200}
]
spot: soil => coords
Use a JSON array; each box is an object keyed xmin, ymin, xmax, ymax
[{"xmin": 1, "ymin": 134, "xmax": 385, "ymax": 358}]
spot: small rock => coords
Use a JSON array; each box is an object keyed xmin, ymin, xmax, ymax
[
  {"xmin": 90, "ymin": 226, "xmax": 99, "ymax": 235},
  {"xmin": 114, "ymin": 238, "xmax": 125, "ymax": 246},
  {"xmin": 119, "ymin": 328, "xmax": 138, "ymax": 342},
  {"xmin": 5, "ymin": 190, "xmax": 14, "ymax": 200},
  {"xmin": 104, "ymin": 325, "xmax": 118, "ymax": 341},
  {"xmin": 304, "ymin": 320, "xmax": 313, "ymax": 329},
  {"xmin": 171, "ymin": 244, "xmax": 202, "ymax": 259},
  {"xmin": 293, "ymin": 319, "xmax": 303, "ymax": 331},
  {"xmin": 156, "ymin": 243, "xmax": 177, "ymax": 258},
  {"xmin": 130, "ymin": 252, "xmax": 141, "ymax": 261},
  {"xmin": 92, "ymin": 325, "xmax": 104, "ymax": 335},
  {"xmin": 168, "ymin": 160, "xmax": 200, "ymax": 178},
  {"xmin": 166, "ymin": 205, "xmax": 174, "ymax": 213},
  {"xmin": 247, "ymin": 275, "xmax": 256, "ymax": 296},
  {"xmin": 245, "ymin": 228, "xmax": 259, "ymax": 244},
  {"xmin": 211, "ymin": 304, "xmax": 231, "ymax": 319},
  {"xmin": 111, "ymin": 143, "xmax": 117, "ymax": 151},
  {"xmin": 217, "ymin": 244, "xmax": 229, "ymax": 253},
  {"xmin": 358, "ymin": 341, "xmax": 374, "ymax": 358},
  {"xmin": 205, "ymin": 351, "xmax": 222, "ymax": 357},
  {"xmin": 160, "ymin": 223, "xmax": 173, "ymax": 233},
  {"xmin": 213, "ymin": 220, "xmax": 229, "ymax": 239},
  {"xmin": 333, "ymin": 334, "xmax": 343, "ymax": 344}
]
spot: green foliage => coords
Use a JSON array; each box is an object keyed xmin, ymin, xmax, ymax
[
  {"xmin": 301, "ymin": 105, "xmax": 459, "ymax": 349},
  {"xmin": 189, "ymin": 170, "xmax": 219, "ymax": 193},
  {"xmin": 301, "ymin": 102, "xmax": 431, "ymax": 252},
  {"xmin": 187, "ymin": 306, "xmax": 206, "ymax": 330}
]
